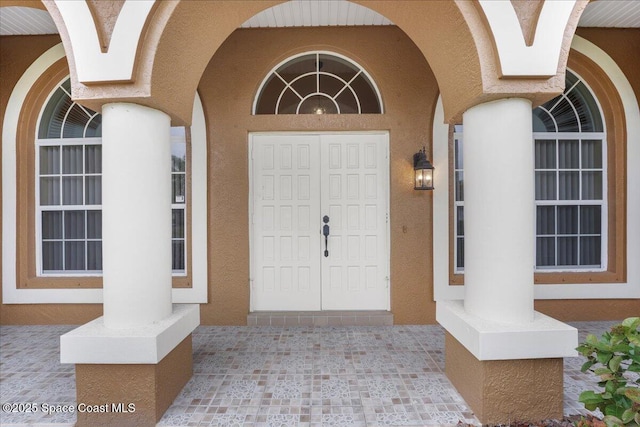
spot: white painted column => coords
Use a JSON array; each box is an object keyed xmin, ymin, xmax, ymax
[
  {"xmin": 462, "ymin": 98, "xmax": 535, "ymax": 324},
  {"xmin": 101, "ymin": 103, "xmax": 172, "ymax": 328}
]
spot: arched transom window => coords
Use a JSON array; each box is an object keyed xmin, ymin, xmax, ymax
[{"xmin": 254, "ymin": 52, "xmax": 383, "ymax": 115}]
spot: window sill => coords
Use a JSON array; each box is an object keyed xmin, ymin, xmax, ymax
[
  {"xmin": 21, "ymin": 275, "xmax": 193, "ymax": 289},
  {"xmin": 449, "ymin": 270, "xmax": 625, "ymax": 286}
]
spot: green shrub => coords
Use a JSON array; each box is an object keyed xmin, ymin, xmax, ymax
[{"xmin": 576, "ymin": 317, "xmax": 640, "ymax": 427}]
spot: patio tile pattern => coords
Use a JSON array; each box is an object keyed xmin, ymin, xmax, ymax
[{"xmin": 0, "ymin": 321, "xmax": 619, "ymax": 426}]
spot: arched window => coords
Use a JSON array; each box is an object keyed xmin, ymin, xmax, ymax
[
  {"xmin": 36, "ymin": 78, "xmax": 188, "ymax": 275},
  {"xmin": 532, "ymin": 71, "xmax": 605, "ymax": 269},
  {"xmin": 453, "ymin": 69, "xmax": 606, "ymax": 271},
  {"xmin": 38, "ymin": 79, "xmax": 102, "ymax": 139},
  {"xmin": 36, "ymin": 79, "xmax": 103, "ymax": 274},
  {"xmin": 254, "ymin": 52, "xmax": 383, "ymax": 115},
  {"xmin": 532, "ymin": 71, "xmax": 603, "ymax": 133}
]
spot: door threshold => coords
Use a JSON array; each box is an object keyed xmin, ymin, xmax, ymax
[{"xmin": 247, "ymin": 311, "xmax": 393, "ymax": 327}]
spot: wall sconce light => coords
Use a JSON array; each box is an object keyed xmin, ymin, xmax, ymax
[{"xmin": 413, "ymin": 147, "xmax": 434, "ymax": 190}]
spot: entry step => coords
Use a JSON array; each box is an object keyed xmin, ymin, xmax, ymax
[{"xmin": 247, "ymin": 311, "xmax": 393, "ymax": 327}]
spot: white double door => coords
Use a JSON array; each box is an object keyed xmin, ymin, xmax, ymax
[{"xmin": 250, "ymin": 133, "xmax": 390, "ymax": 311}]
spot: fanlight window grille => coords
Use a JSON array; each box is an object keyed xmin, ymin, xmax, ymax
[
  {"xmin": 254, "ymin": 52, "xmax": 383, "ymax": 115},
  {"xmin": 38, "ymin": 79, "xmax": 102, "ymax": 138},
  {"xmin": 533, "ymin": 71, "xmax": 603, "ymax": 133}
]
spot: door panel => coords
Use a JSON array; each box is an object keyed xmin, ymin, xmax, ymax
[
  {"xmin": 320, "ymin": 134, "xmax": 389, "ymax": 310},
  {"xmin": 251, "ymin": 133, "xmax": 389, "ymax": 311},
  {"xmin": 251, "ymin": 135, "xmax": 321, "ymax": 310}
]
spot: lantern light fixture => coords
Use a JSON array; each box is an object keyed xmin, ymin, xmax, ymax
[{"xmin": 413, "ymin": 147, "xmax": 435, "ymax": 190}]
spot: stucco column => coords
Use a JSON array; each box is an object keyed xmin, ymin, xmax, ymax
[
  {"xmin": 101, "ymin": 103, "xmax": 172, "ymax": 328},
  {"xmin": 462, "ymin": 98, "xmax": 535, "ymax": 324}
]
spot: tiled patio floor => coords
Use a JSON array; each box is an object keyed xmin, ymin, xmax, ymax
[{"xmin": 0, "ymin": 321, "xmax": 613, "ymax": 426}]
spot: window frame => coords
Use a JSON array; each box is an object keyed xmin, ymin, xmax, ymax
[
  {"xmin": 253, "ymin": 51, "xmax": 384, "ymax": 115},
  {"xmin": 6, "ymin": 50, "xmax": 208, "ymax": 302},
  {"xmin": 170, "ymin": 130, "xmax": 188, "ymax": 277},
  {"xmin": 452, "ymin": 126, "xmax": 464, "ymax": 275},
  {"xmin": 449, "ymin": 64, "xmax": 625, "ymax": 285},
  {"xmin": 532, "ymin": 132, "xmax": 607, "ymax": 272},
  {"xmin": 35, "ymin": 136, "xmax": 104, "ymax": 276},
  {"xmin": 24, "ymin": 72, "xmax": 192, "ymax": 287}
]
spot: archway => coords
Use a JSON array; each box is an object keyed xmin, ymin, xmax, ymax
[
  {"xmin": 40, "ymin": 0, "xmax": 589, "ymax": 125},
  {"xmin": 33, "ymin": 1, "xmax": 594, "ymax": 424}
]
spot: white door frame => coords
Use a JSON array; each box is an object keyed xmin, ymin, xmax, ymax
[{"xmin": 248, "ymin": 131, "xmax": 391, "ymax": 311}]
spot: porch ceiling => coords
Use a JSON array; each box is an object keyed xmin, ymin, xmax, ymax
[
  {"xmin": 0, "ymin": 6, "xmax": 57, "ymax": 35},
  {"xmin": 1, "ymin": 0, "xmax": 639, "ymax": 36},
  {"xmin": 240, "ymin": 0, "xmax": 393, "ymax": 28}
]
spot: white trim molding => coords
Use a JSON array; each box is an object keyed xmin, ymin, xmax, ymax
[
  {"xmin": 437, "ymin": 300, "xmax": 577, "ymax": 360},
  {"xmin": 61, "ymin": 303, "xmax": 199, "ymax": 364},
  {"xmin": 2, "ymin": 43, "xmax": 208, "ymax": 304},
  {"xmin": 432, "ymin": 96, "xmax": 461, "ymax": 301}
]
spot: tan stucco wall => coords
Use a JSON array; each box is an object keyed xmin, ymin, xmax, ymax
[
  {"xmin": 534, "ymin": 28, "xmax": 640, "ymax": 323},
  {"xmin": 576, "ymin": 28, "xmax": 640, "ymax": 106},
  {"xmin": 0, "ymin": 35, "xmax": 61, "ymax": 167},
  {"xmin": 42, "ymin": 0, "xmax": 282, "ymax": 126},
  {"xmin": 198, "ymin": 26, "xmax": 439, "ymax": 325},
  {"xmin": 1, "ymin": 28, "xmax": 638, "ymax": 325},
  {"xmin": 535, "ymin": 299, "xmax": 639, "ymax": 322},
  {"xmin": 0, "ymin": 35, "xmax": 103, "ymax": 324},
  {"xmin": 0, "ymin": 1, "xmax": 46, "ymax": 9},
  {"xmin": 42, "ymin": 0, "xmax": 583, "ymax": 125}
]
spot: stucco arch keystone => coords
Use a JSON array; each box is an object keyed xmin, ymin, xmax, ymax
[
  {"xmin": 42, "ymin": 0, "xmax": 283, "ymax": 126},
  {"xmin": 510, "ymin": 0, "xmax": 545, "ymax": 47},
  {"xmin": 477, "ymin": 0, "xmax": 582, "ymax": 77},
  {"xmin": 86, "ymin": 0, "xmax": 125, "ymax": 53},
  {"xmin": 43, "ymin": 0, "xmax": 155, "ymax": 83},
  {"xmin": 354, "ymin": 0, "xmax": 587, "ymax": 122}
]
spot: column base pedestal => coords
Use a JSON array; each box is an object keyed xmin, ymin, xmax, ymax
[
  {"xmin": 61, "ymin": 304, "xmax": 200, "ymax": 427},
  {"xmin": 75, "ymin": 335, "xmax": 192, "ymax": 427},
  {"xmin": 446, "ymin": 332, "xmax": 563, "ymax": 424},
  {"xmin": 437, "ymin": 300, "xmax": 577, "ymax": 424}
]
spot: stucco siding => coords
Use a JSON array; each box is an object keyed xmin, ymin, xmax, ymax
[{"xmin": 1, "ymin": 27, "xmax": 638, "ymax": 325}]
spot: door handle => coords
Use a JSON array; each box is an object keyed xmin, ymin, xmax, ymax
[{"xmin": 322, "ymin": 215, "xmax": 330, "ymax": 257}]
